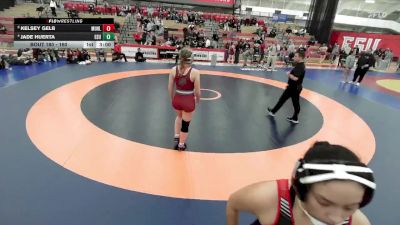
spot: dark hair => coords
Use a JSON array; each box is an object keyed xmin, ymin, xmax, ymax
[
  {"xmin": 292, "ymin": 141, "xmax": 375, "ymax": 207},
  {"xmin": 296, "ymin": 50, "xmax": 305, "ymax": 59},
  {"xmin": 303, "ymin": 141, "xmax": 360, "ymax": 164}
]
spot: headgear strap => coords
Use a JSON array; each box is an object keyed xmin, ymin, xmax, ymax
[{"xmin": 298, "ymin": 163, "xmax": 376, "ymax": 189}]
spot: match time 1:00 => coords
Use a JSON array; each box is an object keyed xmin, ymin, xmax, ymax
[{"xmin": 97, "ymin": 42, "xmax": 113, "ymax": 48}]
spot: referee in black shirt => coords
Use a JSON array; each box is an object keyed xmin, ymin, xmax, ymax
[{"xmin": 267, "ymin": 51, "xmax": 306, "ymax": 124}]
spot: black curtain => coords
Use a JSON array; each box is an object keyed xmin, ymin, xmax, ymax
[
  {"xmin": 0, "ymin": 0, "xmax": 15, "ymax": 12},
  {"xmin": 306, "ymin": 0, "xmax": 339, "ymax": 44}
]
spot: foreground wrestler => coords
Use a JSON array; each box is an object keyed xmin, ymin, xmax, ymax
[{"xmin": 227, "ymin": 141, "xmax": 375, "ymax": 225}]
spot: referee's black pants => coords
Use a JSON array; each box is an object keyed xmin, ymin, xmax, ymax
[
  {"xmin": 271, "ymin": 86, "xmax": 301, "ymax": 120},
  {"xmin": 352, "ymin": 67, "xmax": 368, "ymax": 83}
]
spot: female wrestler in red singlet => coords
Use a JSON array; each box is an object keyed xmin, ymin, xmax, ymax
[
  {"xmin": 226, "ymin": 142, "xmax": 375, "ymax": 225},
  {"xmin": 168, "ymin": 48, "xmax": 201, "ymax": 151}
]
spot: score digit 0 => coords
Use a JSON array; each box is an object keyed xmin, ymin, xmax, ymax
[
  {"xmin": 102, "ymin": 32, "xmax": 115, "ymax": 41},
  {"xmin": 102, "ymin": 24, "xmax": 115, "ymax": 32}
]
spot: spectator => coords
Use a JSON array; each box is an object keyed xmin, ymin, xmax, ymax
[
  {"xmin": 49, "ymin": 0, "xmax": 57, "ymax": 17},
  {"xmin": 141, "ymin": 32, "xmax": 147, "ymax": 45},
  {"xmin": 0, "ymin": 55, "xmax": 9, "ymax": 70},
  {"xmin": 112, "ymin": 47, "xmax": 127, "ymax": 62},
  {"xmin": 67, "ymin": 7, "xmax": 79, "ymax": 18},
  {"xmin": 242, "ymin": 45, "xmax": 254, "ymax": 67},
  {"xmin": 341, "ymin": 50, "xmax": 356, "ymax": 83},
  {"xmin": 205, "ymin": 38, "xmax": 211, "ymax": 48},
  {"xmin": 88, "ymin": 4, "xmax": 95, "ymax": 14},
  {"xmin": 351, "ymin": 50, "xmax": 375, "ymax": 86},
  {"xmin": 96, "ymin": 49, "xmax": 106, "ymax": 62},
  {"xmin": 318, "ymin": 44, "xmax": 328, "ymax": 63},
  {"xmin": 151, "ymin": 32, "xmax": 157, "ymax": 45},
  {"xmin": 136, "ymin": 12, "xmax": 142, "ymax": 31},
  {"xmin": 330, "ymin": 43, "xmax": 339, "ymax": 64},
  {"xmin": 66, "ymin": 49, "xmax": 75, "ymax": 64},
  {"xmin": 0, "ymin": 23, "xmax": 6, "ymax": 34},
  {"xmin": 212, "ymin": 33, "xmax": 219, "ymax": 49},
  {"xmin": 135, "ymin": 48, "xmax": 146, "ymax": 62},
  {"xmin": 397, "ymin": 59, "xmax": 400, "ymax": 71},
  {"xmin": 81, "ymin": 49, "xmax": 91, "ymax": 61},
  {"xmin": 228, "ymin": 42, "xmax": 235, "ymax": 64},
  {"xmin": 133, "ymin": 32, "xmax": 142, "ymax": 44},
  {"xmin": 103, "ymin": 0, "xmax": 111, "ymax": 14},
  {"xmin": 265, "ymin": 43, "xmax": 279, "ymax": 71},
  {"xmin": 298, "ymin": 27, "xmax": 306, "ymax": 36},
  {"xmin": 234, "ymin": 40, "xmax": 242, "ymax": 64},
  {"xmin": 353, "ymin": 46, "xmax": 360, "ymax": 55},
  {"xmin": 337, "ymin": 48, "xmax": 347, "ymax": 67},
  {"xmin": 343, "ymin": 44, "xmax": 351, "ymax": 55},
  {"xmin": 382, "ymin": 49, "xmax": 393, "ymax": 70},
  {"xmin": 285, "ymin": 26, "xmax": 292, "ymax": 35},
  {"xmin": 45, "ymin": 49, "xmax": 57, "ymax": 62},
  {"xmin": 373, "ymin": 49, "xmax": 382, "ymax": 68}
]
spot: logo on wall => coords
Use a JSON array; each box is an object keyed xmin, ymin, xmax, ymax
[{"xmin": 342, "ymin": 36, "xmax": 382, "ymax": 52}]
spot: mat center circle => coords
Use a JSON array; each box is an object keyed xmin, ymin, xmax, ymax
[
  {"xmin": 80, "ymin": 74, "xmax": 323, "ymax": 153},
  {"xmin": 200, "ymin": 88, "xmax": 221, "ymax": 100}
]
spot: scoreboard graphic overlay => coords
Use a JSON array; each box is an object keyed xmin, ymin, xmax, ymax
[{"xmin": 13, "ymin": 18, "xmax": 115, "ymax": 49}]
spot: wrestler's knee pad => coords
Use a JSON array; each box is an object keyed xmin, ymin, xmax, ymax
[{"xmin": 181, "ymin": 120, "xmax": 190, "ymax": 133}]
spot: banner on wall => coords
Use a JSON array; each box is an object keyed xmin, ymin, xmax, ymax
[
  {"xmin": 192, "ymin": 50, "xmax": 225, "ymax": 61},
  {"xmin": 121, "ymin": 46, "xmax": 159, "ymax": 58},
  {"xmin": 193, "ymin": 0, "xmax": 234, "ymax": 5},
  {"xmin": 330, "ymin": 31, "xmax": 400, "ymax": 56},
  {"xmin": 208, "ymin": 51, "xmax": 225, "ymax": 61},
  {"xmin": 286, "ymin": 15, "xmax": 296, "ymax": 23},
  {"xmin": 153, "ymin": 0, "xmax": 235, "ymax": 8},
  {"xmin": 272, "ymin": 13, "xmax": 288, "ymax": 23},
  {"xmin": 117, "ymin": 44, "xmax": 225, "ymax": 61},
  {"xmin": 272, "ymin": 14, "xmax": 279, "ymax": 22},
  {"xmin": 192, "ymin": 50, "xmax": 209, "ymax": 61}
]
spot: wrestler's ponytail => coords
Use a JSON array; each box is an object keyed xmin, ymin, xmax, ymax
[{"xmin": 179, "ymin": 48, "xmax": 193, "ymax": 72}]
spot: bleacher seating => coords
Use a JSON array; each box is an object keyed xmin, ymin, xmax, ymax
[
  {"xmin": 0, "ymin": 2, "xmax": 329, "ymax": 65},
  {"xmin": 0, "ymin": 17, "xmax": 14, "ymax": 44},
  {"xmin": 384, "ymin": 11, "xmax": 400, "ymax": 21}
]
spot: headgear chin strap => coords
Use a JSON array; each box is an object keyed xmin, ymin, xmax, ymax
[
  {"xmin": 298, "ymin": 200, "xmax": 348, "ymax": 225},
  {"xmin": 299, "ymin": 163, "xmax": 376, "ymax": 189}
]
